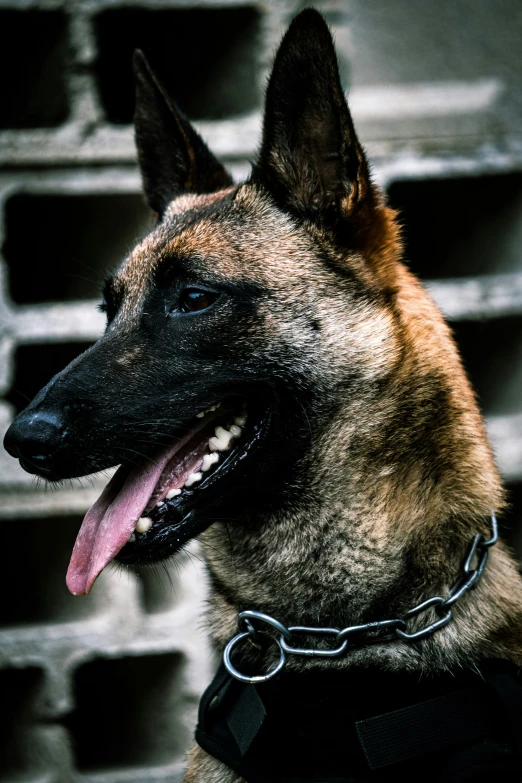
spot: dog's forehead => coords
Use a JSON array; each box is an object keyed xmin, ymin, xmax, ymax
[
  {"xmin": 112, "ymin": 188, "xmax": 237, "ymax": 307},
  {"xmin": 160, "ymin": 186, "xmax": 320, "ymax": 285},
  {"xmin": 114, "ymin": 185, "xmax": 318, "ymax": 306}
]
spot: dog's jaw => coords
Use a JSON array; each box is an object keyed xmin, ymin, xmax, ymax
[{"xmin": 65, "ymin": 396, "xmax": 274, "ymax": 594}]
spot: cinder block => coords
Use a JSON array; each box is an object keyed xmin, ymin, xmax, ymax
[
  {"xmin": 136, "ymin": 563, "xmax": 185, "ymax": 616},
  {"xmin": 451, "ymin": 317, "xmax": 522, "ymax": 418},
  {"xmin": 387, "ymin": 173, "xmax": 522, "ymax": 280},
  {"xmin": 0, "ymin": 9, "xmax": 69, "ymax": 129},
  {"xmin": 346, "ymin": 0, "xmax": 520, "ymax": 85},
  {"xmin": 3, "ymin": 192, "xmax": 152, "ymax": 304},
  {"xmin": 340, "ymin": 0, "xmax": 522, "ymax": 142},
  {"xmin": 94, "ymin": 6, "xmax": 262, "ymax": 123},
  {"xmin": 0, "ymin": 666, "xmax": 49, "ymax": 780},
  {"xmin": 504, "ymin": 482, "xmax": 522, "ymax": 558},
  {"xmin": 6, "ymin": 343, "xmax": 94, "ymax": 414},
  {"xmin": 67, "ymin": 653, "xmax": 190, "ymax": 772},
  {"xmin": 0, "ymin": 516, "xmax": 108, "ymax": 628}
]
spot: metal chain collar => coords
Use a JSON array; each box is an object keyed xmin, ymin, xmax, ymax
[{"xmin": 224, "ymin": 513, "xmax": 499, "ymax": 684}]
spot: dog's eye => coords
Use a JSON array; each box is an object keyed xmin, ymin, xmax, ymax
[{"xmin": 179, "ymin": 288, "xmax": 218, "ymax": 313}]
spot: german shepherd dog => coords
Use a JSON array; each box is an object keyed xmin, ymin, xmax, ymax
[{"xmin": 4, "ymin": 9, "xmax": 522, "ymax": 782}]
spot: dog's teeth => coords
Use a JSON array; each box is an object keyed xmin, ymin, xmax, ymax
[
  {"xmin": 128, "ymin": 533, "xmax": 136, "ymax": 543},
  {"xmin": 202, "ymin": 452, "xmax": 219, "ymax": 472},
  {"xmin": 184, "ymin": 471, "xmax": 202, "ymax": 487},
  {"xmin": 196, "ymin": 411, "xmax": 205, "ymax": 418},
  {"xmin": 209, "ymin": 425, "xmax": 234, "ymax": 452},
  {"xmin": 229, "ymin": 424, "xmax": 242, "ymax": 437},
  {"xmin": 135, "ymin": 517, "xmax": 152, "ymax": 534},
  {"xmin": 166, "ymin": 488, "xmax": 182, "ymax": 499},
  {"xmin": 156, "ymin": 500, "xmax": 164, "ymax": 507},
  {"xmin": 234, "ymin": 415, "xmax": 246, "ymax": 427}
]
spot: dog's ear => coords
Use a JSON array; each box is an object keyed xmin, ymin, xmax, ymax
[
  {"xmin": 133, "ymin": 50, "xmax": 233, "ymax": 218},
  {"xmin": 254, "ymin": 9, "xmax": 373, "ymax": 226}
]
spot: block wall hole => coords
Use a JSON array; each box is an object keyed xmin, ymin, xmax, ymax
[
  {"xmin": 136, "ymin": 562, "xmax": 183, "ymax": 614},
  {"xmin": 94, "ymin": 7, "xmax": 261, "ymax": 123},
  {"xmin": 503, "ymin": 483, "xmax": 522, "ymax": 565},
  {"xmin": 451, "ymin": 316, "xmax": 522, "ymax": 417},
  {"xmin": 0, "ymin": 516, "xmax": 107, "ymax": 627},
  {"xmin": 388, "ymin": 173, "xmax": 522, "ymax": 279},
  {"xmin": 0, "ymin": 667, "xmax": 46, "ymax": 778},
  {"xmin": 2, "ymin": 193, "xmax": 152, "ymax": 304},
  {"xmin": 0, "ymin": 10, "xmax": 69, "ymax": 129},
  {"xmin": 67, "ymin": 652, "xmax": 188, "ymax": 770},
  {"xmin": 6, "ymin": 343, "xmax": 94, "ymax": 414}
]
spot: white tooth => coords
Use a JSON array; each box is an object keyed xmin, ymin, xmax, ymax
[
  {"xmin": 217, "ymin": 425, "xmax": 234, "ymax": 444},
  {"xmin": 229, "ymin": 424, "xmax": 242, "ymax": 437},
  {"xmin": 234, "ymin": 415, "xmax": 246, "ymax": 427},
  {"xmin": 209, "ymin": 426, "xmax": 234, "ymax": 451},
  {"xmin": 209, "ymin": 405, "xmax": 217, "ymax": 411},
  {"xmin": 184, "ymin": 471, "xmax": 202, "ymax": 487},
  {"xmin": 196, "ymin": 411, "xmax": 205, "ymax": 418},
  {"xmin": 136, "ymin": 517, "xmax": 152, "ymax": 534},
  {"xmin": 166, "ymin": 488, "xmax": 182, "ymax": 499},
  {"xmin": 202, "ymin": 452, "xmax": 219, "ymax": 472},
  {"xmin": 128, "ymin": 533, "xmax": 136, "ymax": 543},
  {"xmin": 156, "ymin": 500, "xmax": 164, "ymax": 507}
]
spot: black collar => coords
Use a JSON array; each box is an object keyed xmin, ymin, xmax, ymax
[{"xmin": 196, "ymin": 659, "xmax": 522, "ymax": 782}]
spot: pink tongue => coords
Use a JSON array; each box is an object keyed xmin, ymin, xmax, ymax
[{"xmin": 66, "ymin": 428, "xmax": 201, "ymax": 596}]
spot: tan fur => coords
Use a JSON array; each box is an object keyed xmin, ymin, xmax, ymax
[
  {"xmin": 165, "ymin": 188, "xmax": 237, "ymax": 218},
  {"xmin": 185, "ymin": 744, "xmax": 243, "ymax": 783}
]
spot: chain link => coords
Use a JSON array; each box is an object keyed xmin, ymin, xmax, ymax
[{"xmin": 223, "ymin": 514, "xmax": 498, "ymax": 683}]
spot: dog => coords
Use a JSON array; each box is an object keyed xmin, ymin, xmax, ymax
[{"xmin": 4, "ymin": 9, "xmax": 522, "ymax": 782}]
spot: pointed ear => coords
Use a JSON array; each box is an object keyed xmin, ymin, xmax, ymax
[
  {"xmin": 133, "ymin": 50, "xmax": 233, "ymax": 218},
  {"xmin": 254, "ymin": 9, "xmax": 373, "ymax": 226}
]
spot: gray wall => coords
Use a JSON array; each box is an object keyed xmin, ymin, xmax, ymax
[{"xmin": 0, "ymin": 1, "xmax": 521, "ymax": 780}]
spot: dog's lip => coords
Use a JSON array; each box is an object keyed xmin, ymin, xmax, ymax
[
  {"xmin": 18, "ymin": 457, "xmax": 53, "ymax": 475},
  {"xmin": 115, "ymin": 403, "xmax": 271, "ymax": 568}
]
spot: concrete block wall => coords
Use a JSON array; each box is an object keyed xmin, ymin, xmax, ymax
[{"xmin": 0, "ymin": 1, "xmax": 521, "ymax": 780}]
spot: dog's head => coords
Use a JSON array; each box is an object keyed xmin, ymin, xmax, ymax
[{"xmin": 4, "ymin": 10, "xmax": 403, "ymax": 594}]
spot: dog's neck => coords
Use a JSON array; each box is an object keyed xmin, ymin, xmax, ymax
[{"xmin": 200, "ymin": 265, "xmax": 522, "ymax": 670}]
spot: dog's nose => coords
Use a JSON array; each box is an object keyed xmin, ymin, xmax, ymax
[{"xmin": 4, "ymin": 409, "xmax": 65, "ymax": 474}]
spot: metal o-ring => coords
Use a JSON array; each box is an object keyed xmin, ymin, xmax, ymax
[
  {"xmin": 223, "ymin": 630, "xmax": 287, "ymax": 684},
  {"xmin": 238, "ymin": 610, "xmax": 293, "ymax": 641}
]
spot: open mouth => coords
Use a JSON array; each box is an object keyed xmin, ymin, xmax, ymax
[{"xmin": 66, "ymin": 396, "xmax": 269, "ymax": 596}]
